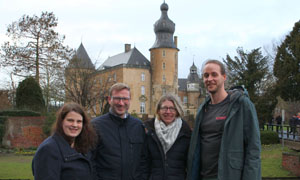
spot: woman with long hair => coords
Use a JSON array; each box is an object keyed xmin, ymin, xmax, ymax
[{"xmin": 32, "ymin": 102, "xmax": 97, "ymax": 180}]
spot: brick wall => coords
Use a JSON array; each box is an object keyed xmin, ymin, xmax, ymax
[
  {"xmin": 2, "ymin": 116, "xmax": 45, "ymax": 148},
  {"xmin": 282, "ymin": 152, "xmax": 300, "ymax": 176}
]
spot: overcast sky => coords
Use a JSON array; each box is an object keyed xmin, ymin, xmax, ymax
[{"xmin": 1, "ymin": 0, "xmax": 300, "ymax": 85}]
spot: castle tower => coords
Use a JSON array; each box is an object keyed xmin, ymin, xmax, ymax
[
  {"xmin": 149, "ymin": 2, "xmax": 179, "ymax": 114},
  {"xmin": 187, "ymin": 62, "xmax": 200, "ymax": 92}
]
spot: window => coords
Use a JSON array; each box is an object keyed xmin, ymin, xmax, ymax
[
  {"xmin": 141, "ymin": 86, "xmax": 145, "ymax": 95},
  {"xmin": 162, "ymin": 75, "xmax": 166, "ymax": 82},
  {"xmin": 141, "ymin": 72, "xmax": 145, "ymax": 81},
  {"xmin": 183, "ymin": 96, "xmax": 188, "ymax": 104},
  {"xmin": 140, "ymin": 102, "xmax": 145, "ymax": 114},
  {"xmin": 162, "ymin": 62, "xmax": 166, "ymax": 70},
  {"xmin": 162, "ymin": 88, "xmax": 166, "ymax": 95},
  {"xmin": 162, "ymin": 50, "xmax": 166, "ymax": 57},
  {"xmin": 113, "ymin": 73, "xmax": 116, "ymax": 82}
]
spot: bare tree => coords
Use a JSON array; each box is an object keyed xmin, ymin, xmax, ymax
[
  {"xmin": 0, "ymin": 11, "xmax": 73, "ymax": 84},
  {"xmin": 64, "ymin": 58, "xmax": 112, "ymax": 116}
]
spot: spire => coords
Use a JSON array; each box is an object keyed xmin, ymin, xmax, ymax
[
  {"xmin": 150, "ymin": 2, "xmax": 176, "ymax": 49},
  {"xmin": 68, "ymin": 43, "xmax": 94, "ymax": 69},
  {"xmin": 188, "ymin": 62, "xmax": 200, "ymax": 83}
]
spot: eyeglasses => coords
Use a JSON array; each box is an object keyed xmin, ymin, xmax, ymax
[
  {"xmin": 112, "ymin": 96, "xmax": 130, "ymax": 103},
  {"xmin": 160, "ymin": 106, "xmax": 176, "ymax": 112}
]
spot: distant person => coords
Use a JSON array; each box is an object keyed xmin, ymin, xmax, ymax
[
  {"xmin": 187, "ymin": 60, "xmax": 261, "ymax": 180},
  {"xmin": 276, "ymin": 115, "xmax": 282, "ymax": 132},
  {"xmin": 32, "ymin": 102, "xmax": 97, "ymax": 180},
  {"xmin": 289, "ymin": 114, "xmax": 297, "ymax": 134},
  {"xmin": 143, "ymin": 94, "xmax": 191, "ymax": 180},
  {"xmin": 92, "ymin": 83, "xmax": 147, "ymax": 180}
]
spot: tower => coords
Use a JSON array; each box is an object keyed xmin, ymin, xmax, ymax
[{"xmin": 149, "ymin": 2, "xmax": 179, "ymax": 114}]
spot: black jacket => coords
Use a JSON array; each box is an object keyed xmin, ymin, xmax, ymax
[
  {"xmin": 32, "ymin": 133, "xmax": 93, "ymax": 180},
  {"xmin": 92, "ymin": 112, "xmax": 147, "ymax": 180},
  {"xmin": 144, "ymin": 118, "xmax": 191, "ymax": 180}
]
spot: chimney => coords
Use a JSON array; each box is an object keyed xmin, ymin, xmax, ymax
[
  {"xmin": 174, "ymin": 36, "xmax": 178, "ymax": 48},
  {"xmin": 125, "ymin": 44, "xmax": 131, "ymax": 53}
]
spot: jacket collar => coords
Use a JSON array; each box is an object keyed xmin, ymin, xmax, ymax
[
  {"xmin": 52, "ymin": 133, "xmax": 80, "ymax": 158},
  {"xmin": 108, "ymin": 111, "xmax": 129, "ymax": 126}
]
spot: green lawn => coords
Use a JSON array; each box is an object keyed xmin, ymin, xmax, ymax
[
  {"xmin": 261, "ymin": 144, "xmax": 296, "ymax": 177},
  {"xmin": 0, "ymin": 144, "xmax": 297, "ymax": 179},
  {"xmin": 0, "ymin": 153, "xmax": 33, "ymax": 180}
]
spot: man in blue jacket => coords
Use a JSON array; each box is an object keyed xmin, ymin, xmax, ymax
[
  {"xmin": 92, "ymin": 83, "xmax": 147, "ymax": 180},
  {"xmin": 187, "ymin": 60, "xmax": 261, "ymax": 180}
]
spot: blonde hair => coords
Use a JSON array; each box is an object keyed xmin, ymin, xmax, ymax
[
  {"xmin": 155, "ymin": 94, "xmax": 184, "ymax": 118},
  {"xmin": 109, "ymin": 83, "xmax": 130, "ymax": 97}
]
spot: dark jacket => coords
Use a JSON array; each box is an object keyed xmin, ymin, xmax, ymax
[
  {"xmin": 144, "ymin": 118, "xmax": 191, "ymax": 180},
  {"xmin": 92, "ymin": 112, "xmax": 147, "ymax": 180},
  {"xmin": 187, "ymin": 88, "xmax": 261, "ymax": 180},
  {"xmin": 32, "ymin": 133, "xmax": 93, "ymax": 180}
]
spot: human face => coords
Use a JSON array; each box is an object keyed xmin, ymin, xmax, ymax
[
  {"xmin": 62, "ymin": 111, "xmax": 83, "ymax": 139},
  {"xmin": 203, "ymin": 63, "xmax": 226, "ymax": 94},
  {"xmin": 158, "ymin": 100, "xmax": 177, "ymax": 125},
  {"xmin": 108, "ymin": 89, "xmax": 130, "ymax": 118}
]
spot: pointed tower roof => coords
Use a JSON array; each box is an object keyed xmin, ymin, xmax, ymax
[
  {"xmin": 68, "ymin": 43, "xmax": 94, "ymax": 69},
  {"xmin": 99, "ymin": 46, "xmax": 150, "ymax": 70},
  {"xmin": 187, "ymin": 62, "xmax": 200, "ymax": 83},
  {"xmin": 150, "ymin": 2, "xmax": 177, "ymax": 50}
]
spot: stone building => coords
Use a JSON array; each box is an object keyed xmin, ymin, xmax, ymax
[{"xmin": 66, "ymin": 2, "xmax": 203, "ymax": 117}]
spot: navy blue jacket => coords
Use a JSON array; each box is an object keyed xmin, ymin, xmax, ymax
[
  {"xmin": 144, "ymin": 118, "xmax": 191, "ymax": 180},
  {"xmin": 32, "ymin": 133, "xmax": 93, "ymax": 180},
  {"xmin": 92, "ymin": 112, "xmax": 147, "ymax": 180}
]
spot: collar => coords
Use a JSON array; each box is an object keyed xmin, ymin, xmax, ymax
[{"xmin": 109, "ymin": 108, "xmax": 128, "ymax": 119}]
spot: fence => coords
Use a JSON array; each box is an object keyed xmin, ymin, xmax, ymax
[{"xmin": 262, "ymin": 124, "xmax": 300, "ymax": 142}]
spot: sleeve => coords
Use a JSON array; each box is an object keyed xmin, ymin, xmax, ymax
[
  {"xmin": 241, "ymin": 97, "xmax": 262, "ymax": 180},
  {"xmin": 91, "ymin": 136, "xmax": 101, "ymax": 180},
  {"xmin": 90, "ymin": 121, "xmax": 101, "ymax": 180},
  {"xmin": 32, "ymin": 142, "xmax": 61, "ymax": 180},
  {"xmin": 135, "ymin": 123, "xmax": 150, "ymax": 180}
]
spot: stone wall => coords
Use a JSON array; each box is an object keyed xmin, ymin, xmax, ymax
[
  {"xmin": 282, "ymin": 152, "xmax": 300, "ymax": 176},
  {"xmin": 2, "ymin": 116, "xmax": 45, "ymax": 148}
]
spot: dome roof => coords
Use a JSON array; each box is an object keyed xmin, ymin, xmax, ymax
[
  {"xmin": 151, "ymin": 2, "xmax": 177, "ymax": 49},
  {"xmin": 154, "ymin": 3, "xmax": 175, "ymax": 34}
]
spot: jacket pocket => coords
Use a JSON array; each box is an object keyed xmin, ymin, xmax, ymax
[{"xmin": 229, "ymin": 152, "xmax": 244, "ymax": 170}]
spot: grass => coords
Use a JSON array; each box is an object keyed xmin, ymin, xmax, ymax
[
  {"xmin": 261, "ymin": 144, "xmax": 296, "ymax": 177},
  {"xmin": 0, "ymin": 144, "xmax": 298, "ymax": 179},
  {"xmin": 0, "ymin": 153, "xmax": 34, "ymax": 180}
]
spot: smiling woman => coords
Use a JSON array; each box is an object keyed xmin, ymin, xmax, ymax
[
  {"xmin": 32, "ymin": 102, "xmax": 97, "ymax": 180},
  {"xmin": 143, "ymin": 94, "xmax": 192, "ymax": 180}
]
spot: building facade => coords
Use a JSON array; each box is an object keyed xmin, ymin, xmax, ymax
[{"xmin": 66, "ymin": 2, "xmax": 203, "ymax": 117}]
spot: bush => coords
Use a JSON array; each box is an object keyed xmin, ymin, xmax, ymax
[
  {"xmin": 16, "ymin": 77, "xmax": 45, "ymax": 112},
  {"xmin": 0, "ymin": 117, "xmax": 7, "ymax": 144},
  {"xmin": 260, "ymin": 130, "xmax": 280, "ymax": 145},
  {"xmin": 43, "ymin": 112, "xmax": 56, "ymax": 136},
  {"xmin": 0, "ymin": 110, "xmax": 41, "ymax": 117}
]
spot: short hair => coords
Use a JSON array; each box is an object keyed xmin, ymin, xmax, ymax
[
  {"xmin": 109, "ymin": 83, "xmax": 131, "ymax": 97},
  {"xmin": 155, "ymin": 94, "xmax": 184, "ymax": 118},
  {"xmin": 202, "ymin": 59, "xmax": 226, "ymax": 75},
  {"xmin": 53, "ymin": 102, "xmax": 97, "ymax": 153}
]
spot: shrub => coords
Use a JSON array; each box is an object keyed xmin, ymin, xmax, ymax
[
  {"xmin": 0, "ymin": 117, "xmax": 7, "ymax": 144},
  {"xmin": 43, "ymin": 112, "xmax": 56, "ymax": 136},
  {"xmin": 260, "ymin": 130, "xmax": 280, "ymax": 145},
  {"xmin": 16, "ymin": 77, "xmax": 45, "ymax": 112},
  {"xmin": 0, "ymin": 110, "xmax": 41, "ymax": 117}
]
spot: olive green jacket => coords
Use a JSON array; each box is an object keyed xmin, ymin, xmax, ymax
[{"xmin": 187, "ymin": 88, "xmax": 261, "ymax": 180}]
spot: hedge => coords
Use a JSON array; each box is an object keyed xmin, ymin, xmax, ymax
[
  {"xmin": 0, "ymin": 110, "xmax": 41, "ymax": 117},
  {"xmin": 260, "ymin": 130, "xmax": 280, "ymax": 145}
]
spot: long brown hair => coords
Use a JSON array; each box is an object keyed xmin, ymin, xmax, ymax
[{"xmin": 53, "ymin": 102, "xmax": 97, "ymax": 154}]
